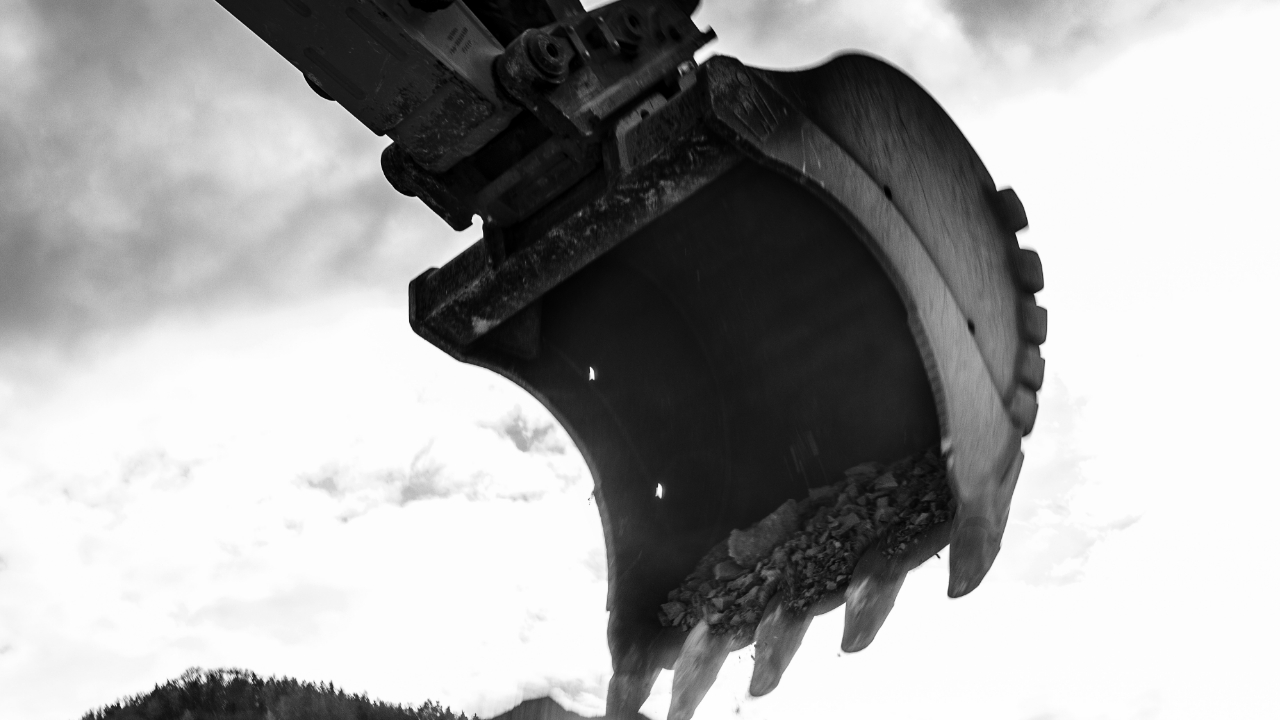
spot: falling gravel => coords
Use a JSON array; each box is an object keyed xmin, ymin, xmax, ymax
[{"xmin": 659, "ymin": 448, "xmax": 953, "ymax": 634}]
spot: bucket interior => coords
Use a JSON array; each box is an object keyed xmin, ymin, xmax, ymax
[{"xmin": 491, "ymin": 159, "xmax": 940, "ymax": 626}]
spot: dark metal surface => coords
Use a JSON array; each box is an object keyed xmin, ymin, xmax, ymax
[
  {"xmin": 213, "ymin": 0, "xmax": 518, "ymax": 170},
  {"xmin": 212, "ymin": 0, "xmax": 709, "ymax": 234}
]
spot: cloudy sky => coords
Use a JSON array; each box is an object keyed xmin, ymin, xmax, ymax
[{"xmin": 1, "ymin": 1, "xmax": 1278, "ymax": 719}]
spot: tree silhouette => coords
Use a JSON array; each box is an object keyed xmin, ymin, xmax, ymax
[{"xmin": 82, "ymin": 667, "xmax": 479, "ymax": 720}]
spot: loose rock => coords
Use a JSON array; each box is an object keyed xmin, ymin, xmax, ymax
[
  {"xmin": 727, "ymin": 499, "xmax": 800, "ymax": 566},
  {"xmin": 659, "ymin": 447, "xmax": 953, "ymax": 633}
]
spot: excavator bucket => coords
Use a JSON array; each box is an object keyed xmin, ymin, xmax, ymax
[{"xmin": 211, "ymin": 1, "xmax": 1045, "ymax": 717}]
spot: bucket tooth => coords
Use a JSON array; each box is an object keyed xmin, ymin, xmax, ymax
[
  {"xmin": 948, "ymin": 517, "xmax": 997, "ymax": 598},
  {"xmin": 606, "ymin": 615, "xmax": 687, "ymax": 718},
  {"xmin": 1017, "ymin": 345, "xmax": 1045, "ymax": 391},
  {"xmin": 1009, "ymin": 386, "xmax": 1040, "ymax": 435},
  {"xmin": 668, "ymin": 621, "xmax": 744, "ymax": 720},
  {"xmin": 608, "ymin": 668, "xmax": 662, "ymax": 719},
  {"xmin": 1019, "ymin": 298, "xmax": 1049, "ymax": 345},
  {"xmin": 748, "ymin": 596, "xmax": 813, "ymax": 697},
  {"xmin": 1012, "ymin": 248, "xmax": 1044, "ymax": 292},
  {"xmin": 841, "ymin": 558, "xmax": 907, "ymax": 653},
  {"xmin": 995, "ymin": 188, "xmax": 1029, "ymax": 233},
  {"xmin": 841, "ymin": 521, "xmax": 950, "ymax": 652},
  {"xmin": 949, "ymin": 453, "xmax": 1023, "ymax": 597}
]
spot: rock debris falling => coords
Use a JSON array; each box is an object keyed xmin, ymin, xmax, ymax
[{"xmin": 659, "ymin": 448, "xmax": 953, "ymax": 634}]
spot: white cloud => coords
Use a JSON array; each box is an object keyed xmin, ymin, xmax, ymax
[
  {"xmin": 0, "ymin": 1, "xmax": 42, "ymax": 97},
  {"xmin": 691, "ymin": 0, "xmax": 1254, "ymax": 111},
  {"xmin": 0, "ymin": 0, "xmax": 474, "ymax": 349},
  {"xmin": 0, "ymin": 295, "xmax": 606, "ymax": 719}
]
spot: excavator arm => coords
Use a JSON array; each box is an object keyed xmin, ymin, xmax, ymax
[{"xmin": 210, "ymin": 2, "xmax": 1047, "ymax": 718}]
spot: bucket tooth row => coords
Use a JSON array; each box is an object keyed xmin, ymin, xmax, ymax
[
  {"xmin": 996, "ymin": 187, "xmax": 1046, "ymax": 437},
  {"xmin": 644, "ymin": 453, "xmax": 973, "ymax": 717},
  {"xmin": 658, "ymin": 517, "xmax": 960, "ymax": 718}
]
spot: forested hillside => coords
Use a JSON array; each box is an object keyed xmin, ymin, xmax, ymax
[{"xmin": 82, "ymin": 668, "xmax": 479, "ymax": 720}]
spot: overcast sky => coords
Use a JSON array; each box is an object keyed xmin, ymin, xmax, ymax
[{"xmin": 1, "ymin": 1, "xmax": 1278, "ymax": 719}]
